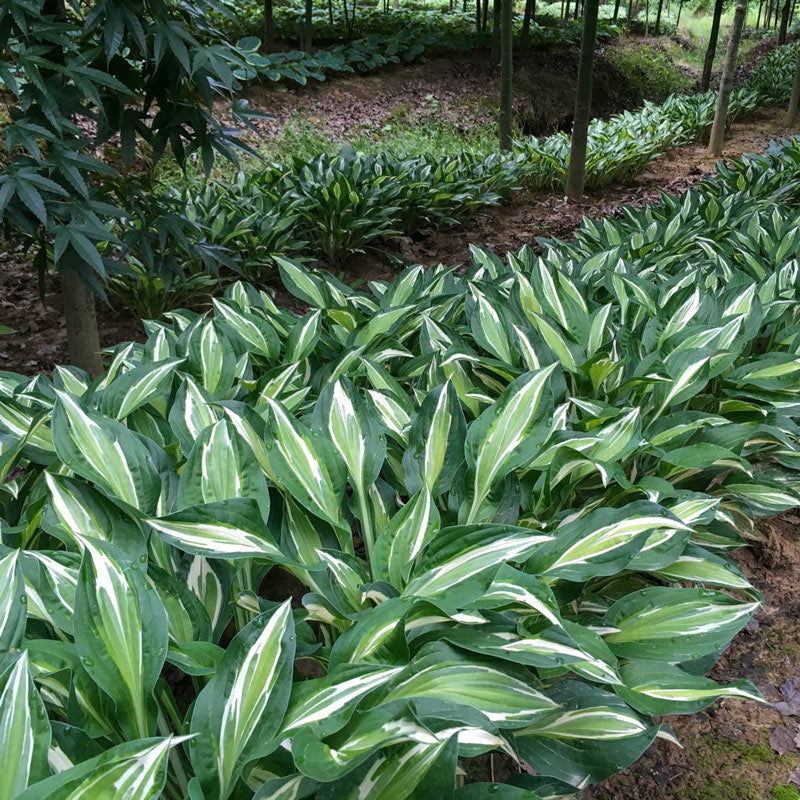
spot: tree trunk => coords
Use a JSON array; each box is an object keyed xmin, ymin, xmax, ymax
[
  {"xmin": 676, "ymin": 0, "xmax": 684, "ymax": 25},
  {"xmin": 463, "ymin": 0, "xmax": 468, "ymax": 12},
  {"xmin": 574, "ymin": 0, "xmax": 579, "ymax": 19},
  {"xmin": 791, "ymin": 0, "xmax": 797, "ymax": 26},
  {"xmin": 779, "ymin": 0, "xmax": 791, "ymax": 41},
  {"xmin": 654, "ymin": 0, "xmax": 664, "ymax": 32},
  {"xmin": 700, "ymin": 0, "xmax": 725, "ymax": 92},
  {"xmin": 492, "ymin": 0, "xmax": 501, "ymax": 59},
  {"xmin": 645, "ymin": 0, "xmax": 650, "ymax": 33},
  {"xmin": 708, "ymin": 0, "xmax": 747, "ymax": 155},
  {"xmin": 786, "ymin": 38, "xmax": 800, "ymax": 123},
  {"xmin": 482, "ymin": 0, "xmax": 489, "ymax": 29},
  {"xmin": 613, "ymin": 0, "xmax": 622, "ymax": 21},
  {"xmin": 499, "ymin": 0, "xmax": 514, "ymax": 149},
  {"xmin": 756, "ymin": 0, "xmax": 763, "ymax": 26},
  {"xmin": 262, "ymin": 0, "xmax": 275, "ymax": 50},
  {"xmin": 521, "ymin": 0, "xmax": 534, "ymax": 53},
  {"xmin": 566, "ymin": 0, "xmax": 599, "ymax": 201},
  {"xmin": 60, "ymin": 268, "xmax": 103, "ymax": 376},
  {"xmin": 476, "ymin": 0, "xmax": 482, "ymax": 31},
  {"xmin": 560, "ymin": 0, "xmax": 566, "ymax": 20},
  {"xmin": 303, "ymin": 0, "xmax": 313, "ymax": 52}
]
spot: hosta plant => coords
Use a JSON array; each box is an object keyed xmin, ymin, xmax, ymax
[{"xmin": 3, "ymin": 140, "xmax": 800, "ymax": 800}]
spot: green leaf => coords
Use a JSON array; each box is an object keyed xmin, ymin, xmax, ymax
[{"xmin": 190, "ymin": 602, "xmax": 296, "ymax": 800}]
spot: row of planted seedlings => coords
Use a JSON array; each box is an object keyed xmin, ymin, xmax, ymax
[
  {"xmin": 124, "ymin": 40, "xmax": 800, "ymax": 299},
  {"xmin": 2, "ymin": 137, "xmax": 800, "ymax": 800}
]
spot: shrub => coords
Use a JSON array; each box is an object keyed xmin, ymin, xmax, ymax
[{"xmin": 3, "ymin": 137, "xmax": 800, "ymax": 800}]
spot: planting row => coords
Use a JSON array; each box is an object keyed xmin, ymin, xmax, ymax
[
  {"xmin": 1, "ymin": 134, "xmax": 800, "ymax": 799},
  {"xmin": 115, "ymin": 41, "xmax": 800, "ymax": 306}
]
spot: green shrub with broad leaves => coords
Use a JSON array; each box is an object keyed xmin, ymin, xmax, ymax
[{"xmin": 3, "ymin": 136, "xmax": 800, "ymax": 800}]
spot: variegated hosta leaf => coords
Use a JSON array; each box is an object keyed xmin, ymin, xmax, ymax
[
  {"xmin": 402, "ymin": 524, "xmax": 554, "ymax": 601},
  {"xmin": 98, "ymin": 358, "xmax": 183, "ymax": 420},
  {"xmin": 190, "ymin": 602, "xmax": 295, "ymax": 800},
  {"xmin": 0, "ymin": 652, "xmax": 51, "ymax": 799},
  {"xmin": 263, "ymin": 396, "xmax": 348, "ymax": 534},
  {"xmin": 15, "ymin": 736, "xmax": 188, "ymax": 800},
  {"xmin": 178, "ymin": 419, "xmax": 270, "ymax": 515},
  {"xmin": 464, "ymin": 366, "xmax": 560, "ymax": 523},
  {"xmin": 515, "ymin": 682, "xmax": 660, "ymax": 786},
  {"xmin": 311, "ymin": 735, "xmax": 457, "ymax": 800},
  {"xmin": 314, "ymin": 378, "xmax": 386, "ymax": 554},
  {"xmin": 148, "ymin": 499, "xmax": 291, "ymax": 562},
  {"xmin": 51, "ymin": 391, "xmax": 162, "ymax": 514},
  {"xmin": 281, "ymin": 665, "xmax": 405, "ymax": 739},
  {"xmin": 526, "ymin": 502, "xmax": 691, "ymax": 582},
  {"xmin": 616, "ymin": 662, "xmax": 763, "ymax": 716},
  {"xmin": 603, "ymin": 587, "xmax": 758, "ymax": 662},
  {"xmin": 379, "ymin": 645, "xmax": 558, "ymax": 729},
  {"xmin": 371, "ymin": 489, "xmax": 440, "ymax": 587},
  {"xmin": 42, "ymin": 473, "xmax": 147, "ymax": 559},
  {"xmin": 73, "ymin": 538, "xmax": 168, "ymax": 739},
  {"xmin": 0, "ymin": 550, "xmax": 26, "ymax": 654},
  {"xmin": 402, "ymin": 381, "xmax": 466, "ymax": 497}
]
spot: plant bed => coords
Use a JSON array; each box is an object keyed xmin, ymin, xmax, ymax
[{"xmin": 1, "ymin": 136, "xmax": 800, "ymax": 799}]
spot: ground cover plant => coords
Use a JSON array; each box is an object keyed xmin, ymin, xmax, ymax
[
  {"xmin": 126, "ymin": 39, "xmax": 800, "ymax": 294},
  {"xmin": 2, "ymin": 133, "xmax": 800, "ymax": 799},
  {"xmin": 213, "ymin": 5, "xmax": 622, "ymax": 84}
]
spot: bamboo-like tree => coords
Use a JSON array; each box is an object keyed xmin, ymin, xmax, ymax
[
  {"xmin": 613, "ymin": 0, "xmax": 622, "ymax": 21},
  {"xmin": 521, "ymin": 0, "xmax": 535, "ymax": 54},
  {"xmin": 566, "ymin": 0, "xmax": 600, "ymax": 201},
  {"xmin": 700, "ymin": 0, "xmax": 725, "ymax": 91},
  {"xmin": 263, "ymin": 0, "xmax": 275, "ymax": 51},
  {"xmin": 499, "ymin": 0, "xmax": 514, "ymax": 150},
  {"xmin": 778, "ymin": 0, "xmax": 791, "ymax": 42},
  {"xmin": 708, "ymin": 0, "xmax": 748, "ymax": 155},
  {"xmin": 492, "ymin": 0, "xmax": 501, "ymax": 60},
  {"xmin": 786, "ymin": 37, "xmax": 800, "ymax": 123},
  {"xmin": 303, "ymin": 0, "xmax": 313, "ymax": 52},
  {"xmin": 676, "ymin": 0, "xmax": 685, "ymax": 25},
  {"xmin": 654, "ymin": 0, "xmax": 665, "ymax": 33}
]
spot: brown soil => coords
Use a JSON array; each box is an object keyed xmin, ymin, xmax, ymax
[
  {"xmin": 233, "ymin": 45, "xmax": 642, "ymax": 144},
  {"xmin": 405, "ymin": 105, "xmax": 800, "ymax": 268},
  {"xmin": 589, "ymin": 514, "xmax": 800, "ymax": 800}
]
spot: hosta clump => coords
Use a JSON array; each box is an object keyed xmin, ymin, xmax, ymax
[{"xmin": 4, "ymin": 141, "xmax": 800, "ymax": 800}]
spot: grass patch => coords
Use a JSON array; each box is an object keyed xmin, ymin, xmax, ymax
[{"xmin": 608, "ymin": 41, "xmax": 693, "ymax": 98}]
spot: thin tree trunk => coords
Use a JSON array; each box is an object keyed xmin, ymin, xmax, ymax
[
  {"xmin": 676, "ymin": 0, "xmax": 684, "ymax": 24},
  {"xmin": 394, "ymin": 0, "xmax": 400, "ymax": 7},
  {"xmin": 262, "ymin": 0, "xmax": 275, "ymax": 50},
  {"xmin": 303, "ymin": 0, "xmax": 313, "ymax": 52},
  {"xmin": 499, "ymin": 0, "xmax": 514, "ymax": 150},
  {"xmin": 476, "ymin": 0, "xmax": 482, "ymax": 31},
  {"xmin": 779, "ymin": 0, "xmax": 791, "ymax": 41},
  {"xmin": 756, "ymin": 0, "xmax": 762, "ymax": 26},
  {"xmin": 463, "ymin": 0, "xmax": 468, "ymax": 11},
  {"xmin": 44, "ymin": 0, "xmax": 103, "ymax": 375},
  {"xmin": 708, "ymin": 0, "xmax": 747, "ymax": 155},
  {"xmin": 521, "ymin": 0, "xmax": 534, "ymax": 53},
  {"xmin": 654, "ymin": 0, "xmax": 664, "ymax": 32},
  {"xmin": 700, "ymin": 0, "xmax": 725, "ymax": 92},
  {"xmin": 60, "ymin": 268, "xmax": 103, "ymax": 376},
  {"xmin": 645, "ymin": 0, "xmax": 650, "ymax": 33},
  {"xmin": 492, "ymin": 0, "xmax": 501, "ymax": 59},
  {"xmin": 561, "ymin": 0, "xmax": 566, "ymax": 20},
  {"xmin": 765, "ymin": 0, "xmax": 774, "ymax": 27},
  {"xmin": 791, "ymin": 0, "xmax": 797, "ymax": 25},
  {"xmin": 482, "ymin": 0, "xmax": 489, "ymax": 30},
  {"xmin": 566, "ymin": 0, "xmax": 599, "ymax": 201},
  {"xmin": 613, "ymin": 0, "xmax": 621, "ymax": 21},
  {"xmin": 574, "ymin": 0, "xmax": 579, "ymax": 19},
  {"xmin": 786, "ymin": 37, "xmax": 800, "ymax": 123}
]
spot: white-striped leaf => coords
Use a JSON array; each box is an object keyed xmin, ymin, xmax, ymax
[{"xmin": 190, "ymin": 602, "xmax": 295, "ymax": 800}]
